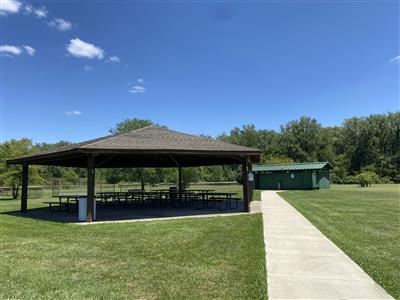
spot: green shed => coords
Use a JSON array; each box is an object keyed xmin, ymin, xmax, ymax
[{"xmin": 253, "ymin": 162, "xmax": 333, "ymax": 190}]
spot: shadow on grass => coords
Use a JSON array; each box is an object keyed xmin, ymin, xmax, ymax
[{"xmin": 2, "ymin": 201, "xmax": 245, "ymax": 224}]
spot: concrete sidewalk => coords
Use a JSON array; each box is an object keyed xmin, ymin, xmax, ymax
[{"xmin": 261, "ymin": 191, "xmax": 393, "ymax": 300}]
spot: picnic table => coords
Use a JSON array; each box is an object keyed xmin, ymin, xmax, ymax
[
  {"xmin": 197, "ymin": 192, "xmax": 239, "ymax": 210},
  {"xmin": 97, "ymin": 191, "xmax": 129, "ymax": 205},
  {"xmin": 187, "ymin": 189, "xmax": 215, "ymax": 193},
  {"xmin": 44, "ymin": 194, "xmax": 87, "ymax": 212},
  {"xmin": 45, "ymin": 190, "xmax": 240, "ymax": 213}
]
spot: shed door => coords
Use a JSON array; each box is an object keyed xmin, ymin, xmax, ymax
[{"xmin": 312, "ymin": 172, "xmax": 317, "ymax": 189}]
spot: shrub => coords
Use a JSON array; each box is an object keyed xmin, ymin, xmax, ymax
[{"xmin": 355, "ymin": 171, "xmax": 378, "ymax": 187}]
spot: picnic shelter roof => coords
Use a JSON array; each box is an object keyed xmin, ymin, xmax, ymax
[{"xmin": 7, "ymin": 126, "xmax": 261, "ymax": 168}]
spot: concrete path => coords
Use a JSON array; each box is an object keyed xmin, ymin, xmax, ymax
[{"xmin": 261, "ymin": 191, "xmax": 393, "ymax": 300}]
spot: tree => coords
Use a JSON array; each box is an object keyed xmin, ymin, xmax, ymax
[
  {"xmin": 341, "ymin": 113, "xmax": 400, "ymax": 180},
  {"xmin": 279, "ymin": 116, "xmax": 321, "ymax": 162},
  {"xmin": 0, "ymin": 139, "xmax": 45, "ymax": 198},
  {"xmin": 331, "ymin": 154, "xmax": 350, "ymax": 184},
  {"xmin": 262, "ymin": 155, "xmax": 294, "ymax": 164},
  {"xmin": 2, "ymin": 112, "xmax": 399, "ymax": 188},
  {"xmin": 355, "ymin": 171, "xmax": 378, "ymax": 187},
  {"xmin": 218, "ymin": 125, "xmax": 277, "ymax": 156},
  {"xmin": 109, "ymin": 118, "xmax": 157, "ymax": 134},
  {"xmin": 179, "ymin": 168, "xmax": 200, "ymax": 190}
]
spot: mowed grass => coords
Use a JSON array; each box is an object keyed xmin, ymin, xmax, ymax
[
  {"xmin": 280, "ymin": 184, "xmax": 400, "ymax": 299},
  {"xmin": 0, "ymin": 197, "xmax": 267, "ymax": 299}
]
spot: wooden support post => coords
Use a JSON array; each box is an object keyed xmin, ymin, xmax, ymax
[
  {"xmin": 242, "ymin": 158, "xmax": 250, "ymax": 212},
  {"xmin": 86, "ymin": 155, "xmax": 95, "ymax": 222},
  {"xmin": 249, "ymin": 163, "xmax": 253, "ymax": 202},
  {"xmin": 21, "ymin": 163, "xmax": 29, "ymax": 213},
  {"xmin": 178, "ymin": 166, "xmax": 182, "ymax": 192}
]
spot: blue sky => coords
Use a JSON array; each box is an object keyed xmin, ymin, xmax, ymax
[{"xmin": 1, "ymin": 0, "xmax": 399, "ymax": 143}]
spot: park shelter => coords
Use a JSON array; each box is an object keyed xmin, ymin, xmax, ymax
[
  {"xmin": 253, "ymin": 162, "xmax": 332, "ymax": 190},
  {"xmin": 7, "ymin": 126, "xmax": 261, "ymax": 222}
]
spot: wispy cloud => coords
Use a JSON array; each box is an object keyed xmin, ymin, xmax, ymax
[
  {"xmin": 65, "ymin": 110, "xmax": 82, "ymax": 116},
  {"xmin": 25, "ymin": 4, "xmax": 47, "ymax": 18},
  {"xmin": 129, "ymin": 86, "xmax": 146, "ymax": 94},
  {"xmin": 47, "ymin": 18, "xmax": 73, "ymax": 31},
  {"xmin": 0, "ymin": 44, "xmax": 35, "ymax": 57},
  {"xmin": 106, "ymin": 56, "xmax": 120, "ymax": 63},
  {"xmin": 129, "ymin": 78, "xmax": 146, "ymax": 94},
  {"xmin": 389, "ymin": 55, "xmax": 400, "ymax": 64},
  {"xmin": 2, "ymin": 0, "xmax": 73, "ymax": 34},
  {"xmin": 83, "ymin": 65, "xmax": 93, "ymax": 72},
  {"xmin": 66, "ymin": 38, "xmax": 104, "ymax": 59},
  {"xmin": 22, "ymin": 45, "xmax": 35, "ymax": 56},
  {"xmin": 0, "ymin": 0, "xmax": 22, "ymax": 15}
]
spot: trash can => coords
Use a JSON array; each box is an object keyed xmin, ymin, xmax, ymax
[
  {"xmin": 79, "ymin": 198, "xmax": 96, "ymax": 221},
  {"xmin": 169, "ymin": 186, "xmax": 178, "ymax": 201}
]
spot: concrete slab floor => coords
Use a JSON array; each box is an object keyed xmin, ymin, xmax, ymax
[
  {"xmin": 3, "ymin": 200, "xmax": 261, "ymax": 225},
  {"xmin": 261, "ymin": 191, "xmax": 393, "ymax": 300}
]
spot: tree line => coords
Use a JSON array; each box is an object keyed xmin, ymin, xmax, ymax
[{"xmin": 0, "ymin": 112, "xmax": 399, "ymax": 197}]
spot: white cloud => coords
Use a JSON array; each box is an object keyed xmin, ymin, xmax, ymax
[
  {"xmin": 66, "ymin": 38, "xmax": 104, "ymax": 59},
  {"xmin": 48, "ymin": 18, "xmax": 72, "ymax": 31},
  {"xmin": 106, "ymin": 56, "xmax": 120, "ymax": 63},
  {"xmin": 83, "ymin": 65, "xmax": 93, "ymax": 72},
  {"xmin": 24, "ymin": 4, "xmax": 32, "ymax": 13},
  {"xmin": 389, "ymin": 55, "xmax": 400, "ymax": 64},
  {"xmin": 65, "ymin": 110, "xmax": 82, "ymax": 116},
  {"xmin": 0, "ymin": 0, "xmax": 22, "ymax": 15},
  {"xmin": 0, "ymin": 44, "xmax": 22, "ymax": 56},
  {"xmin": 0, "ymin": 44, "xmax": 35, "ymax": 57},
  {"xmin": 24, "ymin": 4, "xmax": 47, "ymax": 18},
  {"xmin": 129, "ymin": 79, "xmax": 146, "ymax": 94},
  {"xmin": 1, "ymin": 1, "xmax": 47, "ymax": 18},
  {"xmin": 23, "ymin": 45, "xmax": 35, "ymax": 56},
  {"xmin": 129, "ymin": 85, "xmax": 146, "ymax": 94},
  {"xmin": 33, "ymin": 6, "xmax": 47, "ymax": 18}
]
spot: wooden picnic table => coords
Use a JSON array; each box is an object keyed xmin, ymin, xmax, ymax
[
  {"xmin": 97, "ymin": 191, "xmax": 129, "ymax": 205},
  {"xmin": 199, "ymin": 191, "xmax": 236, "ymax": 199},
  {"xmin": 45, "ymin": 194, "xmax": 87, "ymax": 212},
  {"xmin": 196, "ymin": 192, "xmax": 239, "ymax": 210},
  {"xmin": 94, "ymin": 190, "xmax": 240, "ymax": 210}
]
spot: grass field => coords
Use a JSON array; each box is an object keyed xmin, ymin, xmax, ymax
[
  {"xmin": 0, "ymin": 196, "xmax": 267, "ymax": 299},
  {"xmin": 280, "ymin": 184, "xmax": 400, "ymax": 299}
]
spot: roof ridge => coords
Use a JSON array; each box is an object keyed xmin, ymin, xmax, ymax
[
  {"xmin": 82, "ymin": 125, "xmax": 157, "ymax": 148},
  {"xmin": 81, "ymin": 125, "xmax": 258, "ymax": 152}
]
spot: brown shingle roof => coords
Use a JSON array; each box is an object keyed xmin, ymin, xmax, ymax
[{"xmin": 7, "ymin": 126, "xmax": 261, "ymax": 167}]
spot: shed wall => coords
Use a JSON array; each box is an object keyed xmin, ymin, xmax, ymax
[{"xmin": 255, "ymin": 170, "xmax": 330, "ymax": 190}]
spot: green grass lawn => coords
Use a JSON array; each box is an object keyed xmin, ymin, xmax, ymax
[
  {"xmin": 0, "ymin": 197, "xmax": 267, "ymax": 299},
  {"xmin": 280, "ymin": 184, "xmax": 400, "ymax": 299}
]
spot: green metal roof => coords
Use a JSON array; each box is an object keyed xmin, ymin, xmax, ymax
[{"xmin": 252, "ymin": 162, "xmax": 333, "ymax": 172}]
